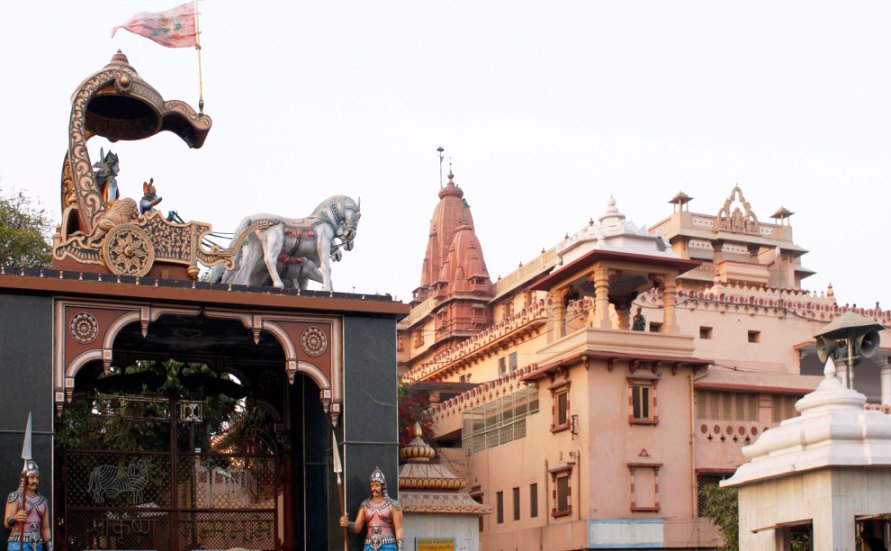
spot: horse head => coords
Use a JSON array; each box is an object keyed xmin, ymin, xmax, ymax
[
  {"xmin": 314, "ymin": 195, "xmax": 361, "ymax": 247},
  {"xmin": 338, "ymin": 196, "xmax": 360, "ymax": 246}
]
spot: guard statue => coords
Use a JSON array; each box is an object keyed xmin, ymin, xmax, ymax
[
  {"xmin": 4, "ymin": 459, "xmax": 51, "ymax": 551},
  {"xmin": 340, "ymin": 467, "xmax": 404, "ymax": 551}
]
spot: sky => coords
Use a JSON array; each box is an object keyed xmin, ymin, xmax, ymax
[{"xmin": 0, "ymin": 2, "xmax": 889, "ymax": 308}]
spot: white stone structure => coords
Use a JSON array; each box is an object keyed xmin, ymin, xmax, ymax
[{"xmin": 723, "ymin": 358, "xmax": 891, "ymax": 550}]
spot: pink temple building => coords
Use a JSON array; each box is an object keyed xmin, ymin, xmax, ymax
[{"xmin": 397, "ymin": 176, "xmax": 891, "ymax": 550}]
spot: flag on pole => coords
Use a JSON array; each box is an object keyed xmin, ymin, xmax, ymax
[{"xmin": 112, "ymin": 2, "xmax": 198, "ymax": 48}]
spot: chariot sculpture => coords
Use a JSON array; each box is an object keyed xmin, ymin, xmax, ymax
[{"xmin": 51, "ymin": 51, "xmax": 358, "ymax": 288}]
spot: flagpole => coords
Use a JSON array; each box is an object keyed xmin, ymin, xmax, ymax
[{"xmin": 194, "ymin": 0, "xmax": 205, "ymax": 112}]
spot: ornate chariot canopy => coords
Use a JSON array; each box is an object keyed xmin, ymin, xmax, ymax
[{"xmin": 53, "ymin": 52, "xmax": 240, "ymax": 280}]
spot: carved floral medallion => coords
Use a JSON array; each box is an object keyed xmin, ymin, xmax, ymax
[
  {"xmin": 301, "ymin": 326, "xmax": 328, "ymax": 357},
  {"xmin": 70, "ymin": 313, "xmax": 100, "ymax": 344}
]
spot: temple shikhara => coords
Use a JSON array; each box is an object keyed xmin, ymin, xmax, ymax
[{"xmin": 398, "ymin": 174, "xmax": 891, "ymax": 549}]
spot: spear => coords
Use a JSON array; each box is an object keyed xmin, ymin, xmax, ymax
[
  {"xmin": 332, "ymin": 431, "xmax": 349, "ymax": 551},
  {"xmin": 18, "ymin": 413, "xmax": 32, "ymax": 545}
]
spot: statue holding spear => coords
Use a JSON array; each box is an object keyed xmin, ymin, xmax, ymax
[{"xmin": 4, "ymin": 414, "xmax": 52, "ymax": 551}]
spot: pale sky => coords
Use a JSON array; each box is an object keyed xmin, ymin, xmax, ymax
[{"xmin": 0, "ymin": 2, "xmax": 888, "ymax": 309}]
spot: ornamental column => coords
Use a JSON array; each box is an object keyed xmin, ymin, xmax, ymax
[
  {"xmin": 662, "ymin": 274, "xmax": 678, "ymax": 334},
  {"xmin": 550, "ymin": 287, "xmax": 567, "ymax": 341},
  {"xmin": 592, "ymin": 267, "xmax": 611, "ymax": 329}
]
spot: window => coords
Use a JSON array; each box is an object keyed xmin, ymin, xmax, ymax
[
  {"xmin": 530, "ymin": 483, "xmax": 538, "ymax": 518},
  {"xmin": 513, "ymin": 487, "xmax": 520, "ymax": 521},
  {"xmin": 462, "ymin": 386, "xmax": 539, "ymax": 453},
  {"xmin": 649, "ymin": 321, "xmax": 663, "ymax": 333},
  {"xmin": 696, "ymin": 472, "xmax": 733, "ymax": 517},
  {"xmin": 697, "ymin": 391, "xmax": 759, "ymax": 421},
  {"xmin": 628, "ymin": 378, "xmax": 658, "ymax": 425},
  {"xmin": 551, "ymin": 385, "xmax": 571, "ymax": 432},
  {"xmin": 549, "ymin": 466, "xmax": 572, "ymax": 517},
  {"xmin": 508, "ymin": 352, "xmax": 518, "ymax": 373},
  {"xmin": 496, "ymin": 491, "xmax": 504, "ymax": 524},
  {"xmin": 700, "ymin": 326, "xmax": 713, "ymax": 339},
  {"xmin": 629, "ymin": 463, "xmax": 661, "ymax": 512},
  {"xmin": 498, "ymin": 357, "xmax": 507, "ymax": 378},
  {"xmin": 470, "ymin": 486, "xmax": 484, "ymax": 532},
  {"xmin": 633, "ymin": 385, "xmax": 650, "ymax": 419},
  {"xmin": 748, "ymin": 330, "xmax": 761, "ymax": 343},
  {"xmin": 772, "ymin": 395, "xmax": 799, "ymax": 422}
]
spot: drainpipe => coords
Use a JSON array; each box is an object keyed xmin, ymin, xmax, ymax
[{"xmin": 689, "ymin": 372, "xmax": 697, "ymax": 519}]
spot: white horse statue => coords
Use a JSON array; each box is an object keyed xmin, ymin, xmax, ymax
[{"xmin": 210, "ymin": 195, "xmax": 360, "ymax": 291}]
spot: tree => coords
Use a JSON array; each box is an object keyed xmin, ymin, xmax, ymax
[
  {"xmin": 0, "ymin": 186, "xmax": 53, "ymax": 268},
  {"xmin": 700, "ymin": 484, "xmax": 739, "ymax": 551}
]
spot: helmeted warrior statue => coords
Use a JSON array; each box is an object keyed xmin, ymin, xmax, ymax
[
  {"xmin": 5, "ymin": 415, "xmax": 51, "ymax": 551},
  {"xmin": 340, "ymin": 467, "xmax": 403, "ymax": 551}
]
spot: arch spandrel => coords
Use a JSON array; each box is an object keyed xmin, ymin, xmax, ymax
[
  {"xmin": 202, "ymin": 310, "xmax": 344, "ymax": 423},
  {"xmin": 56, "ymin": 301, "xmax": 204, "ymax": 394}
]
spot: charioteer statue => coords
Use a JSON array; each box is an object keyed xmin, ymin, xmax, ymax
[
  {"xmin": 340, "ymin": 467, "xmax": 404, "ymax": 551},
  {"xmin": 4, "ymin": 459, "xmax": 51, "ymax": 551}
]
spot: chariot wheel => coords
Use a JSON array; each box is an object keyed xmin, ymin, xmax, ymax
[{"xmin": 102, "ymin": 224, "xmax": 155, "ymax": 277}]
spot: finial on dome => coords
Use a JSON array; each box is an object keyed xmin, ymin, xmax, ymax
[
  {"xmin": 400, "ymin": 421, "xmax": 436, "ymax": 462},
  {"xmin": 824, "ymin": 357, "xmax": 837, "ymax": 379},
  {"xmin": 598, "ymin": 195, "xmax": 626, "ymax": 224}
]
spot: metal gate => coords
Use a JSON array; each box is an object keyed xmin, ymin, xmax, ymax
[{"xmin": 60, "ymin": 396, "xmax": 280, "ymax": 551}]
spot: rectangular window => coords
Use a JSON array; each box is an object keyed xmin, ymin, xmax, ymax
[
  {"xmin": 700, "ymin": 326, "xmax": 713, "ymax": 339},
  {"xmin": 553, "ymin": 471, "xmax": 571, "ymax": 517},
  {"xmin": 748, "ymin": 330, "xmax": 761, "ymax": 343},
  {"xmin": 530, "ymin": 483, "xmax": 538, "ymax": 518},
  {"xmin": 508, "ymin": 352, "xmax": 518, "ymax": 373},
  {"xmin": 629, "ymin": 380, "xmax": 657, "ymax": 424},
  {"xmin": 497, "ymin": 491, "xmax": 504, "ymax": 524},
  {"xmin": 553, "ymin": 388, "xmax": 570, "ymax": 430},
  {"xmin": 498, "ymin": 357, "xmax": 507, "ymax": 378},
  {"xmin": 513, "ymin": 487, "xmax": 520, "ymax": 521},
  {"xmin": 649, "ymin": 321, "xmax": 663, "ymax": 333},
  {"xmin": 721, "ymin": 392, "xmax": 733, "ymax": 420},
  {"xmin": 632, "ymin": 385, "xmax": 650, "ymax": 419},
  {"xmin": 630, "ymin": 465, "xmax": 659, "ymax": 512}
]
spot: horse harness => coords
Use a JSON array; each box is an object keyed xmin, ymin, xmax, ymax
[
  {"xmin": 274, "ymin": 201, "xmax": 354, "ymax": 265},
  {"xmin": 277, "ymin": 221, "xmax": 316, "ymax": 265}
]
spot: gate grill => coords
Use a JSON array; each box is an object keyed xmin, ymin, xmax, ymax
[{"xmin": 64, "ymin": 450, "xmax": 278, "ymax": 551}]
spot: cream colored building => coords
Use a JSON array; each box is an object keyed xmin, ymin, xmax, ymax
[{"xmin": 398, "ymin": 180, "xmax": 891, "ymax": 550}]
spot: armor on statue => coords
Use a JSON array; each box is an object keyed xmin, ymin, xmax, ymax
[
  {"xmin": 340, "ymin": 467, "xmax": 404, "ymax": 551},
  {"xmin": 5, "ymin": 460, "xmax": 52, "ymax": 551}
]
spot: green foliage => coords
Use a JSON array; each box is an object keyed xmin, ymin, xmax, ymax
[
  {"xmin": 700, "ymin": 484, "xmax": 739, "ymax": 551},
  {"xmin": 0, "ymin": 186, "xmax": 52, "ymax": 268},
  {"xmin": 56, "ymin": 360, "xmax": 247, "ymax": 454}
]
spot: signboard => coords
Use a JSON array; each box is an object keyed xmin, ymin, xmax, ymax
[
  {"xmin": 416, "ymin": 537, "xmax": 455, "ymax": 551},
  {"xmin": 587, "ymin": 519, "xmax": 664, "ymax": 548}
]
